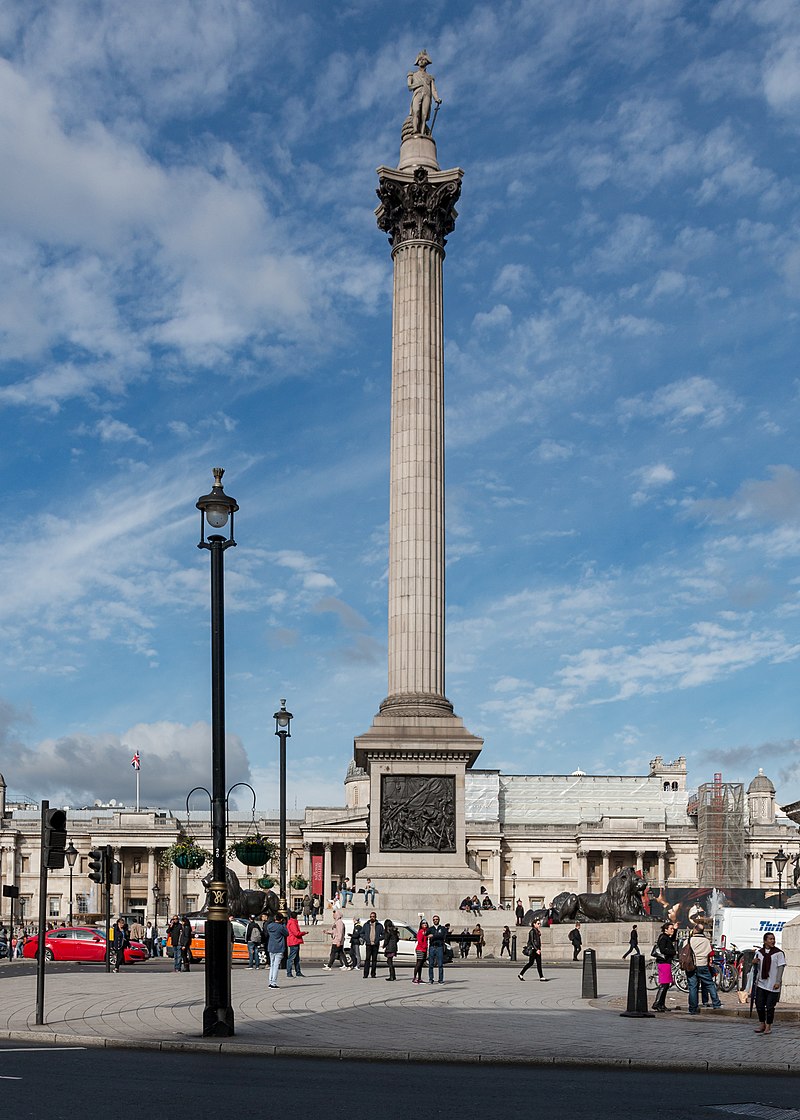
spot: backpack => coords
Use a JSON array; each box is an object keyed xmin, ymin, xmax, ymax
[
  {"xmin": 249, "ymin": 923, "xmax": 262, "ymax": 943},
  {"xmin": 678, "ymin": 939, "xmax": 696, "ymax": 972},
  {"xmin": 568, "ymin": 929, "xmax": 577, "ymax": 944}
]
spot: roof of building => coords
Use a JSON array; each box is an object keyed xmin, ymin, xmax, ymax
[{"xmin": 747, "ymin": 768, "xmax": 775, "ymax": 794}]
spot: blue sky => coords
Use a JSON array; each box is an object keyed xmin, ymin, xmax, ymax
[{"xmin": 1, "ymin": 0, "xmax": 799, "ymax": 816}]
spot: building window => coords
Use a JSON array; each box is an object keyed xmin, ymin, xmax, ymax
[
  {"xmin": 294, "ymin": 857, "xmax": 303, "ymax": 875},
  {"xmin": 562, "ymin": 860, "xmax": 571, "ymax": 878},
  {"xmin": 183, "ymin": 895, "xmax": 198, "ymax": 912},
  {"xmin": 80, "ymin": 856, "xmax": 88, "ymax": 874},
  {"xmin": 668, "ymin": 861, "xmax": 676, "ymax": 879},
  {"xmin": 47, "ymin": 896, "xmax": 60, "ymax": 918},
  {"xmin": 76, "ymin": 895, "xmax": 88, "ymax": 915},
  {"xmin": 529, "ymin": 897, "xmax": 544, "ymax": 910},
  {"xmin": 480, "ymin": 858, "xmax": 490, "ymax": 877},
  {"xmin": 531, "ymin": 860, "xmax": 541, "ymax": 877},
  {"xmin": 663, "ymin": 781, "xmax": 670, "ymax": 791},
  {"xmin": 765, "ymin": 861, "xmax": 774, "ymax": 879},
  {"xmin": 20, "ymin": 856, "xmax": 30, "ymax": 874},
  {"xmin": 671, "ymin": 782, "xmax": 678, "ymax": 791}
]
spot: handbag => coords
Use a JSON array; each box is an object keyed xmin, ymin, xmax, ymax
[{"xmin": 522, "ymin": 944, "xmax": 532, "ymax": 956}]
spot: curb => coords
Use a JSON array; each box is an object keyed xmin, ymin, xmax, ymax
[{"xmin": 1, "ymin": 1029, "xmax": 796, "ymax": 1075}]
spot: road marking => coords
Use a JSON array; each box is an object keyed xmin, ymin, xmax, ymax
[{"xmin": 0, "ymin": 1076, "xmax": 22, "ymax": 1080}]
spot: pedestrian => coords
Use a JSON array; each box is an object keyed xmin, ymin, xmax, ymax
[
  {"xmin": 311, "ymin": 895, "xmax": 319, "ymax": 925},
  {"xmin": 301, "ymin": 895, "xmax": 312, "ymax": 926},
  {"xmin": 383, "ymin": 918, "xmax": 399, "ymax": 981},
  {"xmin": 130, "ymin": 918, "xmax": 145, "ymax": 943},
  {"xmin": 361, "ymin": 910, "xmax": 384, "ymax": 978},
  {"xmin": 144, "ymin": 920, "xmax": 156, "ymax": 958},
  {"xmin": 459, "ymin": 926, "xmax": 471, "ymax": 958},
  {"xmin": 651, "ymin": 920, "xmax": 677, "ymax": 1012},
  {"xmin": 285, "ymin": 910, "xmax": 306, "ymax": 977},
  {"xmin": 622, "ymin": 924, "xmax": 640, "ymax": 958},
  {"xmin": 518, "ymin": 918, "xmax": 548, "ymax": 981},
  {"xmin": 111, "ymin": 916, "xmax": 129, "ymax": 972},
  {"xmin": 567, "ymin": 921, "xmax": 582, "ymax": 961},
  {"xmin": 472, "ymin": 923, "xmax": 485, "ymax": 959},
  {"xmin": 265, "ymin": 913, "xmax": 288, "ymax": 988},
  {"xmin": 684, "ymin": 923, "xmax": 722, "ymax": 1014},
  {"xmin": 514, "ymin": 899, "xmax": 525, "ymax": 926},
  {"xmin": 500, "ymin": 926, "xmax": 511, "ymax": 958},
  {"xmin": 179, "ymin": 917, "xmax": 193, "ymax": 971},
  {"xmin": 167, "ymin": 916, "xmax": 182, "ymax": 971},
  {"xmin": 348, "ymin": 918, "xmax": 363, "ymax": 969},
  {"xmin": 427, "ymin": 915, "xmax": 449, "ymax": 984},
  {"xmin": 322, "ymin": 910, "xmax": 348, "ymax": 970},
  {"xmin": 413, "ymin": 919, "xmax": 428, "ymax": 984},
  {"xmin": 245, "ymin": 914, "xmax": 263, "ymax": 969},
  {"xmin": 363, "ymin": 878, "xmax": 376, "ymax": 906},
  {"xmin": 752, "ymin": 931, "xmax": 786, "ymax": 1035}
]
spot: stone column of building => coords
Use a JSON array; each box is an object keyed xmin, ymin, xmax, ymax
[
  {"xmin": 146, "ymin": 848, "xmax": 156, "ymax": 915},
  {"xmin": 752, "ymin": 850, "xmax": 762, "ymax": 888},
  {"xmin": 344, "ymin": 843, "xmax": 354, "ymax": 884},
  {"xmin": 635, "ymin": 850, "xmax": 644, "ymax": 872},
  {"xmin": 577, "ymin": 851, "xmax": 588, "ymax": 893},
  {"xmin": 323, "ymin": 843, "xmax": 332, "ymax": 902},
  {"xmin": 491, "ymin": 848, "xmax": 501, "ymax": 905},
  {"xmin": 602, "ymin": 851, "xmax": 611, "ymax": 890},
  {"xmin": 302, "ymin": 842, "xmax": 312, "ymax": 886},
  {"xmin": 660, "ymin": 852, "xmax": 669, "ymax": 886},
  {"xmin": 170, "ymin": 860, "xmax": 180, "ymax": 916}
]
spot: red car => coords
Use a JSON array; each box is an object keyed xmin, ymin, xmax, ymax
[{"xmin": 23, "ymin": 925, "xmax": 148, "ymax": 964}]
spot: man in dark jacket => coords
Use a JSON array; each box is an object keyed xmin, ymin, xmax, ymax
[
  {"xmin": 568, "ymin": 921, "xmax": 582, "ymax": 960},
  {"xmin": 245, "ymin": 916, "xmax": 263, "ymax": 969},
  {"xmin": 427, "ymin": 916, "xmax": 449, "ymax": 984},
  {"xmin": 111, "ymin": 917, "xmax": 129, "ymax": 973},
  {"xmin": 167, "ymin": 916, "xmax": 183, "ymax": 972},
  {"xmin": 518, "ymin": 918, "xmax": 548, "ymax": 981},
  {"xmin": 362, "ymin": 912, "xmax": 384, "ymax": 978}
]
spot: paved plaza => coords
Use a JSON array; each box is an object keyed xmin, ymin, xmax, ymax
[{"xmin": 0, "ymin": 959, "xmax": 797, "ymax": 1074}]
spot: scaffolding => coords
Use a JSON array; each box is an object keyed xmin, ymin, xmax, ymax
[{"xmin": 697, "ymin": 774, "xmax": 747, "ymax": 888}]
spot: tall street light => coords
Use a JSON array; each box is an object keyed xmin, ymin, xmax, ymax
[
  {"xmin": 274, "ymin": 700, "xmax": 293, "ymax": 912},
  {"xmin": 152, "ymin": 884, "xmax": 160, "ymax": 922},
  {"xmin": 511, "ymin": 869, "xmax": 517, "ymax": 913},
  {"xmin": 775, "ymin": 846, "xmax": 788, "ymax": 909},
  {"xmin": 65, "ymin": 842, "xmax": 78, "ymax": 925},
  {"xmin": 197, "ymin": 467, "xmax": 239, "ymax": 1038}
]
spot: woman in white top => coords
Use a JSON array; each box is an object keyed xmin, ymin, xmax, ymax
[{"xmin": 752, "ymin": 931, "xmax": 786, "ymax": 1035}]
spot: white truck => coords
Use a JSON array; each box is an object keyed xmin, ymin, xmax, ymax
[{"xmin": 712, "ymin": 907, "xmax": 798, "ymax": 951}]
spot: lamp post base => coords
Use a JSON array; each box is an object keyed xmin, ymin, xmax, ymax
[{"xmin": 202, "ymin": 1006, "xmax": 235, "ymax": 1037}]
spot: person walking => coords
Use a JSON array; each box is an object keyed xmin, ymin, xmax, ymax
[
  {"xmin": 472, "ymin": 923, "xmax": 485, "ymax": 959},
  {"xmin": 752, "ymin": 931, "xmax": 786, "ymax": 1035},
  {"xmin": 413, "ymin": 919, "xmax": 429, "ymax": 984},
  {"xmin": 322, "ymin": 910, "xmax": 348, "ymax": 970},
  {"xmin": 622, "ymin": 924, "xmax": 640, "ymax": 958},
  {"xmin": 361, "ymin": 911, "xmax": 384, "ymax": 978},
  {"xmin": 427, "ymin": 915, "xmax": 448, "ymax": 984},
  {"xmin": 500, "ymin": 926, "xmax": 512, "ymax": 958},
  {"xmin": 265, "ymin": 913, "xmax": 288, "ymax": 988},
  {"xmin": 651, "ymin": 920, "xmax": 678, "ymax": 1012},
  {"xmin": 179, "ymin": 917, "xmax": 193, "ymax": 972},
  {"xmin": 518, "ymin": 918, "xmax": 548, "ymax": 981},
  {"xmin": 245, "ymin": 915, "xmax": 263, "ymax": 969},
  {"xmin": 143, "ymin": 920, "xmax": 156, "ymax": 959},
  {"xmin": 568, "ymin": 922, "xmax": 582, "ymax": 961},
  {"xmin": 684, "ymin": 923, "xmax": 722, "ymax": 1014},
  {"xmin": 285, "ymin": 910, "xmax": 306, "ymax": 977},
  {"xmin": 111, "ymin": 917, "xmax": 129, "ymax": 973},
  {"xmin": 348, "ymin": 918, "xmax": 363, "ymax": 969},
  {"xmin": 383, "ymin": 918, "xmax": 399, "ymax": 981}
]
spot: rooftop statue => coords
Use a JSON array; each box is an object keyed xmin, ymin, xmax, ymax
[{"xmin": 406, "ymin": 49, "xmax": 441, "ymax": 137}]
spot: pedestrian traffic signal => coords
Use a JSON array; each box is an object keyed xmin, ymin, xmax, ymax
[
  {"xmin": 43, "ymin": 808, "xmax": 68, "ymax": 870},
  {"xmin": 110, "ymin": 861, "xmax": 122, "ymax": 885},
  {"xmin": 88, "ymin": 848, "xmax": 106, "ymax": 884}
]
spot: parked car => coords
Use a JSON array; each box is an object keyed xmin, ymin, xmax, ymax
[{"xmin": 23, "ymin": 926, "xmax": 148, "ymax": 964}]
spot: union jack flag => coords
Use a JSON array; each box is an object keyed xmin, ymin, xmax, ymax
[{"xmin": 131, "ymin": 751, "xmax": 141, "ymax": 771}]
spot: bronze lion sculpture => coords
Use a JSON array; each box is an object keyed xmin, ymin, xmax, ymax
[
  {"xmin": 556, "ymin": 866, "xmax": 648, "ymax": 923},
  {"xmin": 200, "ymin": 867, "xmax": 280, "ymax": 919}
]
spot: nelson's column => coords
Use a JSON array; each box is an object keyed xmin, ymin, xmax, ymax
[{"xmin": 354, "ymin": 52, "xmax": 483, "ymax": 909}]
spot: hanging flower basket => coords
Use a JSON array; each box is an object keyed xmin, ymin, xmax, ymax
[
  {"xmin": 161, "ymin": 836, "xmax": 210, "ymax": 871},
  {"xmin": 290, "ymin": 876, "xmax": 308, "ymax": 891},
  {"xmin": 257, "ymin": 875, "xmax": 276, "ymax": 890},
  {"xmin": 228, "ymin": 833, "xmax": 275, "ymax": 867}
]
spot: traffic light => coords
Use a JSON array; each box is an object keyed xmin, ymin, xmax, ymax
[
  {"xmin": 110, "ymin": 861, "xmax": 122, "ymax": 885},
  {"xmin": 88, "ymin": 848, "xmax": 106, "ymax": 884},
  {"xmin": 43, "ymin": 809, "xmax": 68, "ymax": 870}
]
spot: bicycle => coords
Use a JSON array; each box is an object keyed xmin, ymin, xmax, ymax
[{"xmin": 645, "ymin": 957, "xmax": 689, "ymax": 992}]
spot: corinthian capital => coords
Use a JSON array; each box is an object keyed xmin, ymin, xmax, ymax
[{"xmin": 376, "ymin": 166, "xmax": 461, "ymax": 250}]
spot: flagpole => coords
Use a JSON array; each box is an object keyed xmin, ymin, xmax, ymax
[{"xmin": 136, "ymin": 767, "xmax": 140, "ymax": 812}]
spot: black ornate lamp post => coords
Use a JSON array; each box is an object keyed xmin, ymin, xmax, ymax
[
  {"xmin": 152, "ymin": 883, "xmax": 160, "ymax": 920},
  {"xmin": 65, "ymin": 842, "xmax": 78, "ymax": 925},
  {"xmin": 775, "ymin": 846, "xmax": 788, "ymax": 909},
  {"xmin": 511, "ymin": 869, "xmax": 517, "ymax": 912},
  {"xmin": 197, "ymin": 467, "xmax": 239, "ymax": 1037},
  {"xmin": 274, "ymin": 700, "xmax": 293, "ymax": 912}
]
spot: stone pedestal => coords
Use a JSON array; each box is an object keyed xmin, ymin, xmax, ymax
[{"xmin": 780, "ymin": 913, "xmax": 800, "ymax": 1003}]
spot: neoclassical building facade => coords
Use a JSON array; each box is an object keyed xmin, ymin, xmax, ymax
[{"xmin": 0, "ymin": 757, "xmax": 796, "ymax": 924}]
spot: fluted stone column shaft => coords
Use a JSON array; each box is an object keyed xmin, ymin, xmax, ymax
[
  {"xmin": 387, "ymin": 238, "xmax": 445, "ymax": 702},
  {"xmin": 323, "ymin": 843, "xmax": 332, "ymax": 902}
]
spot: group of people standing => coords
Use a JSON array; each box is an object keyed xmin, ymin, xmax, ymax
[{"xmin": 244, "ymin": 911, "xmax": 306, "ymax": 987}]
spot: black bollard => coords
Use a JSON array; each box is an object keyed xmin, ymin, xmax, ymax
[
  {"xmin": 511, "ymin": 934, "xmax": 517, "ymax": 962},
  {"xmin": 581, "ymin": 947, "xmax": 597, "ymax": 998},
  {"xmin": 619, "ymin": 953, "xmax": 655, "ymax": 1018}
]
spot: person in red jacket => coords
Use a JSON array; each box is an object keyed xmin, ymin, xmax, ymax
[
  {"xmin": 286, "ymin": 910, "xmax": 306, "ymax": 977},
  {"xmin": 413, "ymin": 919, "xmax": 429, "ymax": 984}
]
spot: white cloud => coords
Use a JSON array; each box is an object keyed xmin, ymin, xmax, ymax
[{"xmin": 618, "ymin": 376, "xmax": 742, "ymax": 430}]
